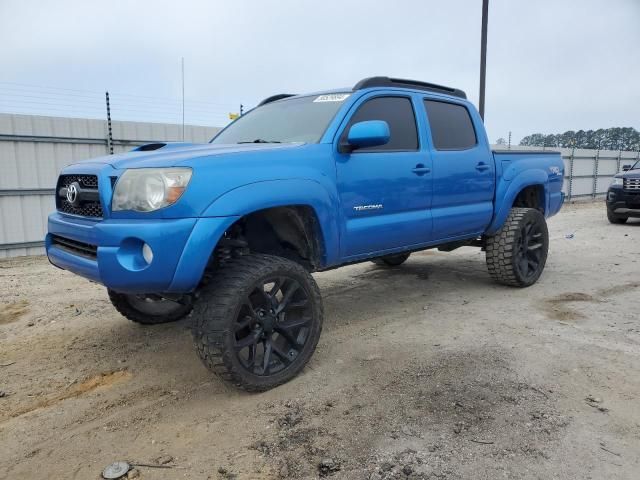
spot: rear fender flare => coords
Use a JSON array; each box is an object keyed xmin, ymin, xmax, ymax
[{"xmin": 486, "ymin": 170, "xmax": 548, "ymax": 235}]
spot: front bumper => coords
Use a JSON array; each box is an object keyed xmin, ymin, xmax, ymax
[
  {"xmin": 606, "ymin": 186, "xmax": 640, "ymax": 218},
  {"xmin": 46, "ymin": 212, "xmax": 237, "ymax": 294}
]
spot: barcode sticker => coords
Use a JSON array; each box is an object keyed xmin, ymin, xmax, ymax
[{"xmin": 313, "ymin": 94, "xmax": 350, "ymax": 103}]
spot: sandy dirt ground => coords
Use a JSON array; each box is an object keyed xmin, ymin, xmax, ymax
[{"xmin": 1, "ymin": 201, "xmax": 639, "ymax": 480}]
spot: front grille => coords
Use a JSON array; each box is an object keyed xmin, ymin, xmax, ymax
[
  {"xmin": 56, "ymin": 174, "xmax": 103, "ymax": 218},
  {"xmin": 63, "ymin": 175, "xmax": 98, "ymax": 188},
  {"xmin": 623, "ymin": 178, "xmax": 640, "ymax": 191},
  {"xmin": 58, "ymin": 200, "xmax": 103, "ymax": 217},
  {"xmin": 51, "ymin": 235, "xmax": 97, "ymax": 259}
]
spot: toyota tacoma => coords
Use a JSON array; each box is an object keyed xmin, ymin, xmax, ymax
[{"xmin": 46, "ymin": 77, "xmax": 565, "ymax": 391}]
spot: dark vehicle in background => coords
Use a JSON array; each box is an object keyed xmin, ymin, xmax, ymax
[{"xmin": 607, "ymin": 160, "xmax": 640, "ymax": 223}]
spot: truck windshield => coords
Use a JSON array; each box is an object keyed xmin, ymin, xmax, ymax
[{"xmin": 210, "ymin": 94, "xmax": 349, "ymax": 145}]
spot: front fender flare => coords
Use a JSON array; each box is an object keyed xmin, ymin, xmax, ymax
[
  {"xmin": 201, "ymin": 179, "xmax": 340, "ymax": 266},
  {"xmin": 486, "ymin": 170, "xmax": 548, "ymax": 235}
]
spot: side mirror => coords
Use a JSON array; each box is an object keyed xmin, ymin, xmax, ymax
[
  {"xmin": 341, "ymin": 120, "xmax": 390, "ymax": 152},
  {"xmin": 622, "ymin": 164, "xmax": 632, "ymax": 172}
]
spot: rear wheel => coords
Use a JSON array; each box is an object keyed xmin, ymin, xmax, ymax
[
  {"xmin": 371, "ymin": 252, "xmax": 411, "ymax": 267},
  {"xmin": 607, "ymin": 208, "xmax": 628, "ymax": 224},
  {"xmin": 108, "ymin": 290, "xmax": 193, "ymax": 325},
  {"xmin": 485, "ymin": 207, "xmax": 549, "ymax": 287},
  {"xmin": 191, "ymin": 254, "xmax": 323, "ymax": 392}
]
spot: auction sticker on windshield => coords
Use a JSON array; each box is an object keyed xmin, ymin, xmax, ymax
[{"xmin": 313, "ymin": 94, "xmax": 350, "ymax": 102}]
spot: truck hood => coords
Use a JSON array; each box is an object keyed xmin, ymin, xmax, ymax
[
  {"xmin": 73, "ymin": 142, "xmax": 304, "ymax": 169},
  {"xmin": 618, "ymin": 170, "xmax": 640, "ymax": 179}
]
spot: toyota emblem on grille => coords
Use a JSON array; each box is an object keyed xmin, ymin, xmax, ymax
[{"xmin": 66, "ymin": 182, "xmax": 80, "ymax": 205}]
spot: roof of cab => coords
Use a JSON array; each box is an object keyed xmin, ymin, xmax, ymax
[{"xmin": 257, "ymin": 76, "xmax": 466, "ymax": 107}]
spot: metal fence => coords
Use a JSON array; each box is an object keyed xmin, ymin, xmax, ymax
[
  {"xmin": 1, "ymin": 113, "xmax": 639, "ymax": 258},
  {"xmin": 0, "ymin": 113, "xmax": 219, "ymax": 258},
  {"xmin": 493, "ymin": 145, "xmax": 640, "ymax": 199}
]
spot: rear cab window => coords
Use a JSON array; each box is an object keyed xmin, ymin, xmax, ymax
[
  {"xmin": 424, "ymin": 99, "xmax": 477, "ymax": 150},
  {"xmin": 341, "ymin": 96, "xmax": 419, "ymax": 152}
]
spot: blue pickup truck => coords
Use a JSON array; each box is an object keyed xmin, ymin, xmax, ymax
[{"xmin": 47, "ymin": 77, "xmax": 564, "ymax": 391}]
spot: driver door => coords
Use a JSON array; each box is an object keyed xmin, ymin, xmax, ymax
[{"xmin": 335, "ymin": 95, "xmax": 433, "ymax": 258}]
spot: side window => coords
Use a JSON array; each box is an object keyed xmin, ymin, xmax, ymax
[
  {"xmin": 342, "ymin": 96, "xmax": 418, "ymax": 152},
  {"xmin": 424, "ymin": 100, "xmax": 477, "ymax": 150}
]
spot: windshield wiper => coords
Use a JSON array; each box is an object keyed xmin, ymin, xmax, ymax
[{"xmin": 237, "ymin": 139, "xmax": 281, "ymax": 144}]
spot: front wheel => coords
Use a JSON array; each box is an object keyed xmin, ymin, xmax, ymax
[
  {"xmin": 191, "ymin": 254, "xmax": 323, "ymax": 392},
  {"xmin": 485, "ymin": 207, "xmax": 549, "ymax": 287},
  {"xmin": 607, "ymin": 208, "xmax": 628, "ymax": 224},
  {"xmin": 108, "ymin": 290, "xmax": 193, "ymax": 325}
]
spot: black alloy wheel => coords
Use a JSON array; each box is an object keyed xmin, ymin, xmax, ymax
[
  {"xmin": 233, "ymin": 275, "xmax": 314, "ymax": 376},
  {"xmin": 191, "ymin": 254, "xmax": 323, "ymax": 391},
  {"xmin": 514, "ymin": 218, "xmax": 545, "ymax": 281}
]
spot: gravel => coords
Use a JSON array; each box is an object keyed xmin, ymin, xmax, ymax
[{"xmin": 1, "ymin": 201, "xmax": 639, "ymax": 479}]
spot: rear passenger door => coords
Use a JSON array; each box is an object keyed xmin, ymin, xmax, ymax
[
  {"xmin": 336, "ymin": 95, "xmax": 433, "ymax": 258},
  {"xmin": 424, "ymin": 99, "xmax": 495, "ymax": 240}
]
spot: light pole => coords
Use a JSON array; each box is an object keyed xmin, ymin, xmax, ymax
[
  {"xmin": 479, "ymin": 0, "xmax": 489, "ymax": 121},
  {"xmin": 181, "ymin": 57, "xmax": 185, "ymax": 141}
]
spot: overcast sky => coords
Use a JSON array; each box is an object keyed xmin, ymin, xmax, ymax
[{"xmin": 1, "ymin": 0, "xmax": 638, "ymax": 143}]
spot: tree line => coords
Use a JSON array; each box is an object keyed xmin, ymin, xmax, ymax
[{"xmin": 518, "ymin": 127, "xmax": 640, "ymax": 151}]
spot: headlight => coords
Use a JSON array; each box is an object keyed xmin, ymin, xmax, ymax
[
  {"xmin": 112, "ymin": 168, "xmax": 192, "ymax": 212},
  {"xmin": 610, "ymin": 177, "xmax": 623, "ymax": 187}
]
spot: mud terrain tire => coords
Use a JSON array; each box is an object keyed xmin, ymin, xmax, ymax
[
  {"xmin": 371, "ymin": 252, "xmax": 411, "ymax": 267},
  {"xmin": 191, "ymin": 254, "xmax": 323, "ymax": 392},
  {"xmin": 486, "ymin": 207, "xmax": 549, "ymax": 287},
  {"xmin": 108, "ymin": 290, "xmax": 193, "ymax": 325}
]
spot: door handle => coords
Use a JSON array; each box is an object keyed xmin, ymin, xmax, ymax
[
  {"xmin": 412, "ymin": 164, "xmax": 431, "ymax": 175},
  {"xmin": 476, "ymin": 162, "xmax": 490, "ymax": 172}
]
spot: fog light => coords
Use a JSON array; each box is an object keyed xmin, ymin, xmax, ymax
[{"xmin": 142, "ymin": 243, "xmax": 154, "ymax": 264}]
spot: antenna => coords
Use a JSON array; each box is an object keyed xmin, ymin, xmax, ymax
[{"xmin": 181, "ymin": 57, "xmax": 185, "ymax": 141}]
